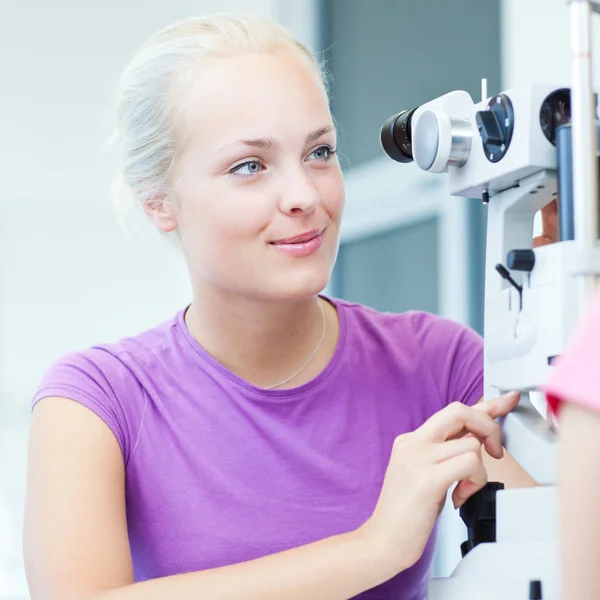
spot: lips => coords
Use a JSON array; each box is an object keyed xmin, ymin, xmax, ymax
[{"xmin": 271, "ymin": 228, "xmax": 324, "ymax": 245}]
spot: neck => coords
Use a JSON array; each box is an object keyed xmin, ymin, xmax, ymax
[{"xmin": 185, "ymin": 284, "xmax": 333, "ymax": 389}]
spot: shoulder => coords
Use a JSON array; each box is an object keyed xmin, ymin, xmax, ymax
[
  {"xmin": 403, "ymin": 309, "xmax": 483, "ymax": 356},
  {"xmin": 36, "ymin": 310, "xmax": 180, "ymax": 391},
  {"xmin": 332, "ymin": 296, "xmax": 480, "ymax": 348},
  {"xmin": 32, "ymin": 310, "xmax": 183, "ymax": 462},
  {"xmin": 331, "ymin": 297, "xmax": 483, "ymax": 407}
]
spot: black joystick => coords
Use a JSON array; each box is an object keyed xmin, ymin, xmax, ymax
[{"xmin": 459, "ymin": 481, "xmax": 505, "ymax": 558}]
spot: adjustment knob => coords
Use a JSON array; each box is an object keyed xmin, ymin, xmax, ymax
[
  {"xmin": 476, "ymin": 110, "xmax": 504, "ymax": 146},
  {"xmin": 529, "ymin": 580, "xmax": 543, "ymax": 600},
  {"xmin": 476, "ymin": 93, "xmax": 515, "ymax": 163},
  {"xmin": 412, "ymin": 109, "xmax": 472, "ymax": 173},
  {"xmin": 507, "ymin": 249, "xmax": 536, "ymax": 272}
]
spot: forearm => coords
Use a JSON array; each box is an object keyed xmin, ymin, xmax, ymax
[
  {"xmin": 482, "ymin": 446, "xmax": 538, "ymax": 488},
  {"xmin": 558, "ymin": 403, "xmax": 600, "ymax": 600},
  {"xmin": 87, "ymin": 529, "xmax": 390, "ymax": 600},
  {"xmin": 476, "ymin": 396, "xmax": 537, "ymax": 488}
]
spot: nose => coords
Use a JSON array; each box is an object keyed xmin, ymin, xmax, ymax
[{"xmin": 278, "ymin": 169, "xmax": 320, "ymax": 216}]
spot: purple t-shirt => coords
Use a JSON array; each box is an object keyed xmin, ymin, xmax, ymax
[{"xmin": 33, "ymin": 297, "xmax": 483, "ymax": 600}]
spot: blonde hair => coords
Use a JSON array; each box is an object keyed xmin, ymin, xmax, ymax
[{"xmin": 109, "ymin": 13, "xmax": 331, "ymax": 222}]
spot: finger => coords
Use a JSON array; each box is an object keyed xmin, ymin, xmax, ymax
[
  {"xmin": 430, "ymin": 436, "xmax": 482, "ymax": 464},
  {"xmin": 533, "ymin": 200, "xmax": 559, "ymax": 247},
  {"xmin": 419, "ymin": 403, "xmax": 503, "ymax": 459},
  {"xmin": 452, "ymin": 462, "xmax": 488, "ymax": 509},
  {"xmin": 473, "ymin": 391, "xmax": 520, "ymax": 419},
  {"xmin": 541, "ymin": 199, "xmax": 559, "ymax": 241},
  {"xmin": 438, "ymin": 437, "xmax": 487, "ymax": 508},
  {"xmin": 452, "ymin": 444, "xmax": 486, "ymax": 508},
  {"xmin": 532, "ymin": 234, "xmax": 555, "ymax": 248},
  {"xmin": 433, "ymin": 450, "xmax": 486, "ymax": 502}
]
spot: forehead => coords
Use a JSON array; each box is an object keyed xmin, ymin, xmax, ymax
[{"xmin": 180, "ymin": 52, "xmax": 332, "ymax": 145}]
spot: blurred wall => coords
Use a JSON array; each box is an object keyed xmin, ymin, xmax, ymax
[
  {"xmin": 323, "ymin": 0, "xmax": 503, "ymax": 169},
  {"xmin": 501, "ymin": 0, "xmax": 600, "ymax": 89}
]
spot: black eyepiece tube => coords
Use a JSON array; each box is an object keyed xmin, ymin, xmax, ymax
[{"xmin": 380, "ymin": 108, "xmax": 418, "ymax": 163}]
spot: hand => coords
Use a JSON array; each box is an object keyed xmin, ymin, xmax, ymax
[
  {"xmin": 533, "ymin": 199, "xmax": 559, "ymax": 247},
  {"xmin": 359, "ymin": 391, "xmax": 520, "ymax": 578}
]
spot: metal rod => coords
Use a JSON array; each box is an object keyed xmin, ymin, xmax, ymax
[{"xmin": 569, "ymin": 0, "xmax": 600, "ymax": 308}]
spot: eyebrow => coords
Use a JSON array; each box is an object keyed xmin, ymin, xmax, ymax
[{"xmin": 236, "ymin": 126, "xmax": 335, "ymax": 149}]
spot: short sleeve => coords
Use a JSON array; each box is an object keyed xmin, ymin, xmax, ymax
[
  {"xmin": 32, "ymin": 347, "xmax": 140, "ymax": 463},
  {"xmin": 543, "ymin": 290, "xmax": 600, "ymax": 417},
  {"xmin": 409, "ymin": 311, "xmax": 484, "ymax": 409}
]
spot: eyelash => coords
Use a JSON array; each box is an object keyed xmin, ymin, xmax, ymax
[{"xmin": 229, "ymin": 145, "xmax": 338, "ymax": 178}]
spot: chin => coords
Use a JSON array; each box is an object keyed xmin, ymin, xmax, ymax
[{"xmin": 269, "ymin": 266, "xmax": 332, "ymax": 301}]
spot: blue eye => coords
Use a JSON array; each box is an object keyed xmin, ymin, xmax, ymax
[
  {"xmin": 230, "ymin": 160, "xmax": 264, "ymax": 177},
  {"xmin": 229, "ymin": 146, "xmax": 336, "ymax": 179},
  {"xmin": 309, "ymin": 145, "xmax": 337, "ymax": 161}
]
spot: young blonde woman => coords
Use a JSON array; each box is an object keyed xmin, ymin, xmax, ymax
[{"xmin": 24, "ymin": 14, "xmax": 532, "ymax": 600}]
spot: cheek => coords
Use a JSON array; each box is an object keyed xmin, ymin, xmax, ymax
[
  {"xmin": 319, "ymin": 169, "xmax": 345, "ymax": 219},
  {"xmin": 176, "ymin": 180, "xmax": 271, "ymax": 254},
  {"xmin": 211, "ymin": 191, "xmax": 273, "ymax": 246}
]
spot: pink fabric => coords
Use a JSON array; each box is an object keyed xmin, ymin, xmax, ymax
[{"xmin": 544, "ymin": 290, "xmax": 600, "ymax": 416}]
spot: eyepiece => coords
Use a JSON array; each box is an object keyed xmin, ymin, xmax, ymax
[
  {"xmin": 540, "ymin": 88, "xmax": 571, "ymax": 146},
  {"xmin": 380, "ymin": 108, "xmax": 418, "ymax": 163}
]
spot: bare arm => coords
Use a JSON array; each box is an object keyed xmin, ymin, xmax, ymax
[
  {"xmin": 23, "ymin": 397, "xmax": 387, "ymax": 600},
  {"xmin": 558, "ymin": 402, "xmax": 600, "ymax": 600},
  {"xmin": 481, "ymin": 445, "xmax": 538, "ymax": 488}
]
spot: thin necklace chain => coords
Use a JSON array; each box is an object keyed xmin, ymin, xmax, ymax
[{"xmin": 264, "ymin": 300, "xmax": 327, "ymax": 390}]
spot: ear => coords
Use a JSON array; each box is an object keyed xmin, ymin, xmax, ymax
[{"xmin": 142, "ymin": 197, "xmax": 178, "ymax": 233}]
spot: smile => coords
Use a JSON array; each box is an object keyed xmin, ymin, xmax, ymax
[{"xmin": 269, "ymin": 229, "xmax": 325, "ymax": 257}]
